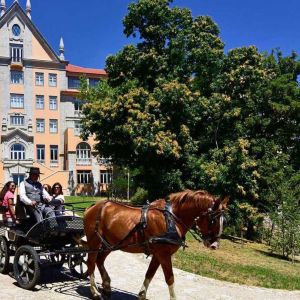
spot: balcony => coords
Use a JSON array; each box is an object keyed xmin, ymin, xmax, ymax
[
  {"xmin": 74, "ymin": 110, "xmax": 82, "ymax": 117},
  {"xmin": 76, "ymin": 158, "xmax": 92, "ymax": 166}
]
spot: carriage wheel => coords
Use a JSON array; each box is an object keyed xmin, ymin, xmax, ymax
[
  {"xmin": 0, "ymin": 236, "xmax": 10, "ymax": 274},
  {"xmin": 68, "ymin": 252, "xmax": 88, "ymax": 279},
  {"xmin": 13, "ymin": 245, "xmax": 40, "ymax": 290}
]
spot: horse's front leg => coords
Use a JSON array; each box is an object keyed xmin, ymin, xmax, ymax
[
  {"xmin": 96, "ymin": 251, "xmax": 112, "ymax": 297},
  {"xmin": 138, "ymin": 256, "xmax": 160, "ymax": 300},
  {"xmin": 159, "ymin": 255, "xmax": 176, "ymax": 300},
  {"xmin": 88, "ymin": 252, "xmax": 104, "ymax": 299}
]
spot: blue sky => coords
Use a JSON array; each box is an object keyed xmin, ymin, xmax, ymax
[{"xmin": 15, "ymin": 0, "xmax": 300, "ymax": 69}]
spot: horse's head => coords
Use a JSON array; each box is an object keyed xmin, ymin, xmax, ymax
[{"xmin": 195, "ymin": 196, "xmax": 229, "ymax": 250}]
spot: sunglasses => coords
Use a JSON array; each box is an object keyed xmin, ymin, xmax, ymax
[
  {"xmin": 54, "ymin": 186, "xmax": 61, "ymax": 189},
  {"xmin": 10, "ymin": 185, "xmax": 16, "ymax": 188}
]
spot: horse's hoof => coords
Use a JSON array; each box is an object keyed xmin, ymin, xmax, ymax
[
  {"xmin": 92, "ymin": 295, "xmax": 104, "ymax": 300},
  {"xmin": 138, "ymin": 291, "xmax": 146, "ymax": 300},
  {"xmin": 91, "ymin": 295, "xmax": 104, "ymax": 300},
  {"xmin": 91, "ymin": 290, "xmax": 104, "ymax": 300}
]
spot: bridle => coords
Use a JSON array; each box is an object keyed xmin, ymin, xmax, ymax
[
  {"xmin": 194, "ymin": 208, "xmax": 225, "ymax": 242},
  {"xmin": 165, "ymin": 203, "xmax": 225, "ymax": 244}
]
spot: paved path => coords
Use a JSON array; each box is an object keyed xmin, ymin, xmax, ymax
[{"xmin": 1, "ymin": 251, "xmax": 300, "ymax": 300}]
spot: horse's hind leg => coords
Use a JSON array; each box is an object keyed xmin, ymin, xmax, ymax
[
  {"xmin": 96, "ymin": 251, "xmax": 112, "ymax": 297},
  {"xmin": 138, "ymin": 256, "xmax": 160, "ymax": 300},
  {"xmin": 88, "ymin": 252, "xmax": 103, "ymax": 299},
  {"xmin": 159, "ymin": 255, "xmax": 176, "ymax": 300}
]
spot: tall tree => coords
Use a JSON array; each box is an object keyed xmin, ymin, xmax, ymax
[
  {"xmin": 81, "ymin": 0, "xmax": 224, "ymax": 199},
  {"xmin": 81, "ymin": 0, "xmax": 300, "ymax": 224}
]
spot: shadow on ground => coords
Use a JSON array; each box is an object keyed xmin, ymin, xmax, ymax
[
  {"xmin": 40, "ymin": 266, "xmax": 138, "ymax": 299},
  {"xmin": 255, "ymin": 249, "xmax": 300, "ymax": 263},
  {"xmin": 8, "ymin": 264, "xmax": 137, "ymax": 299}
]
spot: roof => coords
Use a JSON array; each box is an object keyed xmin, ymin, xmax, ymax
[{"xmin": 66, "ymin": 64, "xmax": 107, "ymax": 76}]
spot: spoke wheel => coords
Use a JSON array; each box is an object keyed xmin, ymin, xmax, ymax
[
  {"xmin": 13, "ymin": 245, "xmax": 40, "ymax": 290},
  {"xmin": 0, "ymin": 236, "xmax": 10, "ymax": 274},
  {"xmin": 68, "ymin": 252, "xmax": 88, "ymax": 279}
]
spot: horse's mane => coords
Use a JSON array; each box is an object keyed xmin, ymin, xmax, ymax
[{"xmin": 169, "ymin": 190, "xmax": 215, "ymax": 211}]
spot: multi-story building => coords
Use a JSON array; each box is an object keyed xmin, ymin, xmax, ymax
[{"xmin": 0, "ymin": 1, "xmax": 111, "ymax": 195}]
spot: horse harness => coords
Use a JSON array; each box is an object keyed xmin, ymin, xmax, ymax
[{"xmin": 94, "ymin": 201, "xmax": 186, "ymax": 255}]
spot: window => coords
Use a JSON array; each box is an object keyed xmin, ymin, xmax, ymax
[
  {"xmin": 12, "ymin": 174, "xmax": 25, "ymax": 186},
  {"xmin": 36, "ymin": 145, "xmax": 45, "ymax": 162},
  {"xmin": 10, "ymin": 94, "xmax": 24, "ymax": 108},
  {"xmin": 89, "ymin": 78, "xmax": 100, "ymax": 87},
  {"xmin": 74, "ymin": 100, "xmax": 83, "ymax": 114},
  {"xmin": 49, "ymin": 96, "xmax": 57, "ymax": 110},
  {"xmin": 49, "ymin": 73, "xmax": 57, "ymax": 87},
  {"xmin": 76, "ymin": 142, "xmax": 91, "ymax": 159},
  {"xmin": 50, "ymin": 145, "xmax": 58, "ymax": 162},
  {"xmin": 36, "ymin": 119, "xmax": 45, "ymax": 132},
  {"xmin": 35, "ymin": 72, "xmax": 44, "ymax": 86},
  {"xmin": 74, "ymin": 120, "xmax": 82, "ymax": 135},
  {"xmin": 12, "ymin": 24, "xmax": 21, "ymax": 37},
  {"xmin": 100, "ymin": 171, "xmax": 112, "ymax": 184},
  {"xmin": 68, "ymin": 77, "xmax": 81, "ymax": 89},
  {"xmin": 10, "ymin": 143, "xmax": 25, "ymax": 160},
  {"xmin": 11, "ymin": 71, "xmax": 23, "ymax": 84},
  {"xmin": 10, "ymin": 115, "xmax": 24, "ymax": 126},
  {"xmin": 77, "ymin": 171, "xmax": 91, "ymax": 184},
  {"xmin": 10, "ymin": 44, "xmax": 23, "ymax": 62},
  {"xmin": 36, "ymin": 95, "xmax": 44, "ymax": 109},
  {"xmin": 49, "ymin": 119, "xmax": 58, "ymax": 133}
]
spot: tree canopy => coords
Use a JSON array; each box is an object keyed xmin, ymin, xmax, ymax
[{"xmin": 81, "ymin": 0, "xmax": 300, "ymax": 240}]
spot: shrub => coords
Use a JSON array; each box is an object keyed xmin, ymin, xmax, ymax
[{"xmin": 130, "ymin": 187, "xmax": 149, "ymax": 205}]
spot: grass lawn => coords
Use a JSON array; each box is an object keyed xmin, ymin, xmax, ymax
[
  {"xmin": 173, "ymin": 235, "xmax": 300, "ymax": 290},
  {"xmin": 64, "ymin": 196, "xmax": 105, "ymax": 213}
]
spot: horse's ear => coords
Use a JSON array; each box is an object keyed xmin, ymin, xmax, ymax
[
  {"xmin": 213, "ymin": 196, "xmax": 229, "ymax": 210},
  {"xmin": 220, "ymin": 196, "xmax": 229, "ymax": 210}
]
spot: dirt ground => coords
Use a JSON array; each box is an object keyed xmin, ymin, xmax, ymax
[{"xmin": 1, "ymin": 251, "xmax": 300, "ymax": 300}]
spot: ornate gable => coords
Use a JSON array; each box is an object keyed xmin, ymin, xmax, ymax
[{"xmin": 0, "ymin": 1, "xmax": 61, "ymax": 62}]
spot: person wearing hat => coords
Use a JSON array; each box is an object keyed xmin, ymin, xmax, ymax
[{"xmin": 19, "ymin": 167, "xmax": 55, "ymax": 223}]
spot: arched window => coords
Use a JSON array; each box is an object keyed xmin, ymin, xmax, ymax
[
  {"xmin": 76, "ymin": 142, "xmax": 91, "ymax": 159},
  {"xmin": 11, "ymin": 143, "xmax": 25, "ymax": 160}
]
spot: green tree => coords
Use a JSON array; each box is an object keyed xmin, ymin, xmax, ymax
[
  {"xmin": 80, "ymin": 0, "xmax": 300, "ymax": 239},
  {"xmin": 81, "ymin": 0, "xmax": 224, "ymax": 199},
  {"xmin": 268, "ymin": 171, "xmax": 300, "ymax": 261}
]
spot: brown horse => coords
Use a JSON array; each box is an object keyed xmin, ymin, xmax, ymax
[{"xmin": 83, "ymin": 190, "xmax": 229, "ymax": 300}]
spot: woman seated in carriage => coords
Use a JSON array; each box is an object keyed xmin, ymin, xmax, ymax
[
  {"xmin": 0, "ymin": 181, "xmax": 17, "ymax": 226},
  {"xmin": 48, "ymin": 182, "xmax": 65, "ymax": 216}
]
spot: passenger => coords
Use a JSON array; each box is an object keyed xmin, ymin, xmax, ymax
[
  {"xmin": 43, "ymin": 184, "xmax": 52, "ymax": 194},
  {"xmin": 49, "ymin": 182, "xmax": 65, "ymax": 216},
  {"xmin": 20, "ymin": 167, "xmax": 55, "ymax": 223},
  {"xmin": 0, "ymin": 181, "xmax": 17, "ymax": 226}
]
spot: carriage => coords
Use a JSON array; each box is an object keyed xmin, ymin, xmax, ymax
[{"xmin": 0, "ymin": 202, "xmax": 89, "ymax": 290}]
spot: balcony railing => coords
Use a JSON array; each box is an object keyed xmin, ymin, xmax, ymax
[
  {"xmin": 74, "ymin": 110, "xmax": 82, "ymax": 117},
  {"xmin": 76, "ymin": 158, "xmax": 92, "ymax": 166}
]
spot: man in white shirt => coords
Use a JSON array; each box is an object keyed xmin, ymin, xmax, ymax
[{"xmin": 20, "ymin": 167, "xmax": 55, "ymax": 223}]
